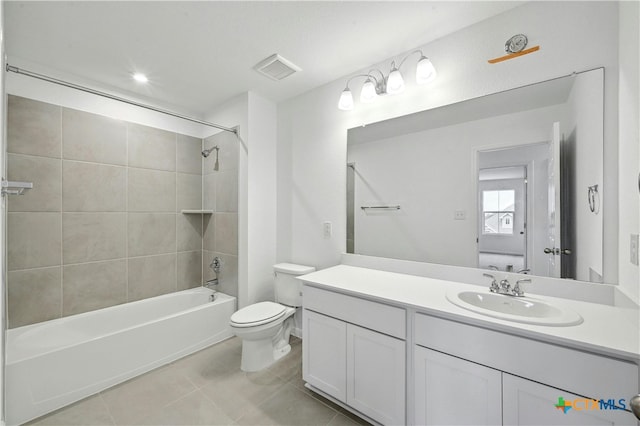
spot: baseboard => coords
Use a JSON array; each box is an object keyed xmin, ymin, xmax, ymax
[{"xmin": 291, "ymin": 326, "xmax": 303, "ymax": 339}]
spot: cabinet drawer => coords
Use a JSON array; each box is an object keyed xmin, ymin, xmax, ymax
[
  {"xmin": 303, "ymin": 285, "xmax": 406, "ymax": 339},
  {"xmin": 414, "ymin": 313, "xmax": 638, "ymax": 402}
]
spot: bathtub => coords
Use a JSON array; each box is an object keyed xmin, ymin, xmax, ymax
[{"xmin": 5, "ymin": 287, "xmax": 236, "ymax": 425}]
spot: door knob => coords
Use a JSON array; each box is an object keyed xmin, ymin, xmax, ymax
[{"xmin": 544, "ymin": 248, "xmax": 572, "ymax": 255}]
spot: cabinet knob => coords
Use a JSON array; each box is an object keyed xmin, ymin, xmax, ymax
[{"xmin": 631, "ymin": 394, "xmax": 640, "ymax": 420}]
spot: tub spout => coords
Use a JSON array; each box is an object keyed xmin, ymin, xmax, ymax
[{"xmin": 205, "ymin": 278, "xmax": 219, "ymax": 289}]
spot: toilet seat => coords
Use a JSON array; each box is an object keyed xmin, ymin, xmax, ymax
[{"xmin": 230, "ymin": 302, "xmax": 288, "ymax": 328}]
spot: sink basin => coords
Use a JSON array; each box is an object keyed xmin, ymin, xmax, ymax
[{"xmin": 446, "ymin": 290, "xmax": 583, "ymax": 326}]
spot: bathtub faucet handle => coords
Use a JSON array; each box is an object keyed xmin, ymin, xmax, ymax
[{"xmin": 210, "ymin": 257, "xmax": 222, "ymax": 274}]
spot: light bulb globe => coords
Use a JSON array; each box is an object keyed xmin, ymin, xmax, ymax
[
  {"xmin": 386, "ymin": 69, "xmax": 405, "ymax": 94},
  {"xmin": 360, "ymin": 78, "xmax": 378, "ymax": 103},
  {"xmin": 416, "ymin": 57, "xmax": 437, "ymax": 85},
  {"xmin": 338, "ymin": 88, "xmax": 354, "ymax": 111}
]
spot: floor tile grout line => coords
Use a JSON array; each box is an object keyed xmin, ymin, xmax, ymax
[{"xmin": 97, "ymin": 392, "xmax": 118, "ymax": 426}]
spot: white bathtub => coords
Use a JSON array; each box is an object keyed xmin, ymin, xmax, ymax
[{"xmin": 5, "ymin": 287, "xmax": 236, "ymax": 425}]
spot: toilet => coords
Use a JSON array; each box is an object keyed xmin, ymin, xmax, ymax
[{"xmin": 229, "ymin": 263, "xmax": 315, "ymax": 372}]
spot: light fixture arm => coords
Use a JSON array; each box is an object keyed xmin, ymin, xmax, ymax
[
  {"xmin": 344, "ymin": 73, "xmax": 374, "ymax": 89},
  {"xmin": 366, "ymin": 69, "xmax": 388, "ymax": 95},
  {"xmin": 337, "ymin": 49, "xmax": 436, "ymax": 111},
  {"xmin": 395, "ymin": 49, "xmax": 427, "ymax": 70},
  {"xmin": 344, "ymin": 71, "xmax": 387, "ymax": 96}
]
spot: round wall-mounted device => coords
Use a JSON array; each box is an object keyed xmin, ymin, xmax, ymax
[{"xmin": 505, "ymin": 34, "xmax": 528, "ymax": 54}]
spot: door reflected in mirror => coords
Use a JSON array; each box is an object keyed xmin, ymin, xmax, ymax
[{"xmin": 346, "ymin": 68, "xmax": 606, "ymax": 283}]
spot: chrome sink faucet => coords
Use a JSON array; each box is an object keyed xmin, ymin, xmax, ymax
[{"xmin": 483, "ymin": 273, "xmax": 530, "ymax": 297}]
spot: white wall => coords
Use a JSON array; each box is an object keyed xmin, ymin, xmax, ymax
[
  {"xmin": 618, "ymin": 1, "xmax": 639, "ymax": 305},
  {"xmin": 565, "ymin": 69, "xmax": 605, "ymax": 282},
  {"xmin": 278, "ymin": 2, "xmax": 624, "ymax": 287},
  {"xmin": 205, "ymin": 92, "xmax": 277, "ymax": 308}
]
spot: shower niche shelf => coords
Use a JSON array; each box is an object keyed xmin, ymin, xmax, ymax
[{"xmin": 181, "ymin": 210, "xmax": 214, "ymax": 215}]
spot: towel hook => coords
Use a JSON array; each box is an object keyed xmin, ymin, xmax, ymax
[{"xmin": 587, "ymin": 184, "xmax": 599, "ymax": 214}]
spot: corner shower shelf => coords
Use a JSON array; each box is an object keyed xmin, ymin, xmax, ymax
[{"xmin": 181, "ymin": 210, "xmax": 214, "ymax": 214}]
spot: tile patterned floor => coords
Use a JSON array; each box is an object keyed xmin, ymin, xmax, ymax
[{"xmin": 25, "ymin": 337, "xmax": 372, "ymax": 426}]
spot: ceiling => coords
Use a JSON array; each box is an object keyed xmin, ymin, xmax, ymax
[{"xmin": 4, "ymin": 1, "xmax": 523, "ymax": 117}]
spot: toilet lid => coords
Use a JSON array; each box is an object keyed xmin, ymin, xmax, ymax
[{"xmin": 230, "ymin": 302, "xmax": 287, "ymax": 327}]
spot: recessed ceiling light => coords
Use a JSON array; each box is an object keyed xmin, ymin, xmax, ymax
[{"xmin": 133, "ymin": 73, "xmax": 148, "ymax": 83}]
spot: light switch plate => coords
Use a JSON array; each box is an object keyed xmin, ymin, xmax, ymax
[
  {"xmin": 323, "ymin": 221, "xmax": 332, "ymax": 238},
  {"xmin": 454, "ymin": 210, "xmax": 466, "ymax": 220}
]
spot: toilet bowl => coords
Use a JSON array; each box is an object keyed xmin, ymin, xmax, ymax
[{"xmin": 229, "ymin": 263, "xmax": 315, "ymax": 372}]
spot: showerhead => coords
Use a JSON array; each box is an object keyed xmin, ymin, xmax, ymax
[
  {"xmin": 201, "ymin": 147, "xmax": 215, "ymax": 158},
  {"xmin": 202, "ymin": 146, "xmax": 220, "ymax": 171}
]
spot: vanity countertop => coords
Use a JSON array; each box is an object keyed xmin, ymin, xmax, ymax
[{"xmin": 299, "ymin": 265, "xmax": 640, "ymax": 362}]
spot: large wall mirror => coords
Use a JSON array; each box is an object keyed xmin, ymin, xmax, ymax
[{"xmin": 347, "ymin": 68, "xmax": 607, "ymax": 283}]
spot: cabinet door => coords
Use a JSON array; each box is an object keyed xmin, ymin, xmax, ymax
[
  {"xmin": 503, "ymin": 373, "xmax": 635, "ymax": 425},
  {"xmin": 414, "ymin": 346, "xmax": 502, "ymax": 425},
  {"xmin": 347, "ymin": 324, "xmax": 406, "ymax": 425},
  {"xmin": 302, "ymin": 310, "xmax": 347, "ymax": 401}
]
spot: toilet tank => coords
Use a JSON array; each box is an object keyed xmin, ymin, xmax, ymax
[{"xmin": 273, "ymin": 263, "xmax": 316, "ymax": 307}]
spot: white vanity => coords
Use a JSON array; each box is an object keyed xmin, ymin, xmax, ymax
[{"xmin": 300, "ymin": 264, "xmax": 640, "ymax": 426}]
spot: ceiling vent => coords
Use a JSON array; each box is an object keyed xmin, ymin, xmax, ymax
[{"xmin": 254, "ymin": 54, "xmax": 301, "ymax": 81}]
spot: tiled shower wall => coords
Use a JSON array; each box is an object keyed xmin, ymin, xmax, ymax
[
  {"xmin": 6, "ymin": 95, "xmax": 238, "ymax": 328},
  {"xmin": 201, "ymin": 131, "xmax": 239, "ymax": 298}
]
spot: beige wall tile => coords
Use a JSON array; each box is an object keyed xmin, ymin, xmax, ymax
[
  {"xmin": 203, "ymin": 251, "xmax": 238, "ymax": 298},
  {"xmin": 7, "ymin": 95, "xmax": 61, "ymax": 158},
  {"xmin": 203, "ymin": 131, "xmax": 238, "ymax": 174},
  {"xmin": 7, "ymin": 154, "xmax": 61, "ymax": 212},
  {"xmin": 8, "ymin": 267, "xmax": 62, "ymax": 328},
  {"xmin": 8, "ymin": 212, "xmax": 61, "ymax": 271},
  {"xmin": 215, "ymin": 170, "xmax": 238, "ymax": 213},
  {"xmin": 128, "ymin": 213, "xmax": 176, "ymax": 257},
  {"xmin": 177, "ymin": 214, "xmax": 203, "ymax": 252},
  {"xmin": 128, "ymin": 123, "xmax": 176, "ymax": 171},
  {"xmin": 128, "ymin": 168, "xmax": 176, "ymax": 212},
  {"xmin": 177, "ymin": 134, "xmax": 203, "ymax": 174},
  {"xmin": 63, "ymin": 213, "xmax": 126, "ymax": 264},
  {"xmin": 177, "ymin": 173, "xmax": 202, "ymax": 212},
  {"xmin": 215, "ymin": 213, "xmax": 238, "ymax": 255},
  {"xmin": 63, "ymin": 260, "xmax": 127, "ymax": 316},
  {"xmin": 203, "ymin": 173, "xmax": 216, "ymax": 211},
  {"xmin": 178, "ymin": 251, "xmax": 203, "ymax": 290},
  {"xmin": 128, "ymin": 254, "xmax": 177, "ymax": 302},
  {"xmin": 62, "ymin": 108, "xmax": 127, "ymax": 165},
  {"xmin": 203, "ymin": 215, "xmax": 215, "ymax": 252},
  {"xmin": 63, "ymin": 161, "xmax": 126, "ymax": 212}
]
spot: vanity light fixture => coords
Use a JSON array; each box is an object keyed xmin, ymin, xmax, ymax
[{"xmin": 337, "ymin": 50, "xmax": 436, "ymax": 111}]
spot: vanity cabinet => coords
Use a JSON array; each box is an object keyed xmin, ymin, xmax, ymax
[
  {"xmin": 502, "ymin": 374, "xmax": 633, "ymax": 425},
  {"xmin": 414, "ymin": 346, "xmax": 502, "ymax": 425},
  {"xmin": 414, "ymin": 313, "xmax": 638, "ymax": 425},
  {"xmin": 302, "ymin": 286, "xmax": 406, "ymax": 425},
  {"xmin": 303, "ymin": 310, "xmax": 347, "ymax": 401},
  {"xmin": 300, "ymin": 265, "xmax": 639, "ymax": 426},
  {"xmin": 414, "ymin": 346, "xmax": 634, "ymax": 425}
]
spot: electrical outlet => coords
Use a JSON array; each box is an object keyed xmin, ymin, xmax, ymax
[
  {"xmin": 454, "ymin": 210, "xmax": 466, "ymax": 220},
  {"xmin": 323, "ymin": 221, "xmax": 332, "ymax": 238},
  {"xmin": 631, "ymin": 234, "xmax": 639, "ymax": 266}
]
